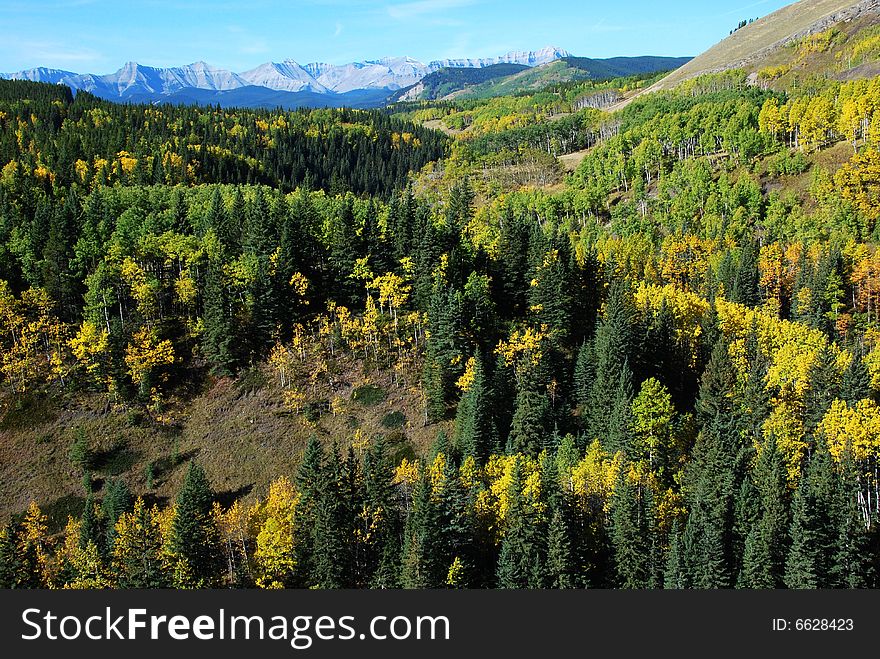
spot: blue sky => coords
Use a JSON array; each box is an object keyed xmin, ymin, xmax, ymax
[{"xmin": 1, "ymin": 0, "xmax": 794, "ymax": 73}]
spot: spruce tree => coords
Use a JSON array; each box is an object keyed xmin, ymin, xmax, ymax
[
  {"xmin": 610, "ymin": 469, "xmax": 651, "ymax": 588},
  {"xmin": 664, "ymin": 519, "xmax": 688, "ymax": 589},
  {"xmin": 494, "ymin": 458, "xmax": 544, "ymax": 588},
  {"xmin": 831, "ymin": 449, "xmax": 871, "ymax": 588},
  {"xmin": 102, "ymin": 478, "xmax": 133, "ymax": 549},
  {"xmin": 170, "ymin": 462, "xmax": 223, "ymax": 588},
  {"xmin": 294, "ymin": 437, "xmax": 324, "ymax": 587},
  {"xmin": 784, "ymin": 442, "xmax": 839, "ymax": 589},
  {"xmin": 803, "ymin": 347, "xmax": 840, "ymax": 436},
  {"xmin": 202, "ymin": 258, "xmax": 237, "ymax": 374},
  {"xmin": 311, "ymin": 445, "xmax": 355, "ymax": 588},
  {"xmin": 507, "ymin": 370, "xmax": 551, "ymax": 457},
  {"xmin": 739, "ymin": 436, "xmax": 789, "ymax": 588},
  {"xmin": 453, "ymin": 353, "xmax": 496, "ymax": 463},
  {"xmin": 79, "ymin": 492, "xmax": 104, "ymax": 554},
  {"xmin": 841, "ymin": 348, "xmax": 872, "ymax": 405},
  {"xmin": 589, "ymin": 279, "xmax": 636, "ymax": 440}
]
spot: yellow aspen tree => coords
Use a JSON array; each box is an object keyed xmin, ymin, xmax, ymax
[{"xmin": 253, "ymin": 476, "xmax": 299, "ymax": 589}]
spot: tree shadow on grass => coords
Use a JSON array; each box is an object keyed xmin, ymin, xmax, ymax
[
  {"xmin": 41, "ymin": 494, "xmax": 86, "ymax": 534},
  {"xmin": 215, "ymin": 483, "xmax": 254, "ymax": 509},
  {"xmin": 92, "ymin": 442, "xmax": 143, "ymax": 477},
  {"xmin": 149, "ymin": 448, "xmax": 201, "ymax": 486}
]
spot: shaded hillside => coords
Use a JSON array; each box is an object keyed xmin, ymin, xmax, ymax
[
  {"xmin": 396, "ymin": 56, "xmax": 691, "ymax": 102},
  {"xmin": 393, "ymin": 63, "xmax": 529, "ymax": 101}
]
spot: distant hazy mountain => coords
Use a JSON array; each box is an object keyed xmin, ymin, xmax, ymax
[{"xmin": 0, "ymin": 46, "xmax": 691, "ymax": 109}]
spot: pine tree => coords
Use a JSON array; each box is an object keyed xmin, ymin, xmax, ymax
[
  {"xmin": 803, "ymin": 346, "xmax": 840, "ymax": 436},
  {"xmin": 664, "ymin": 519, "xmax": 688, "ymax": 589},
  {"xmin": 589, "ymin": 279, "xmax": 636, "ymax": 440},
  {"xmin": 832, "ymin": 449, "xmax": 871, "ymax": 588},
  {"xmin": 362, "ymin": 437, "xmax": 402, "ymax": 588},
  {"xmin": 732, "ymin": 239, "xmax": 760, "ymax": 307},
  {"xmin": 573, "ymin": 340, "xmax": 595, "ymax": 414},
  {"xmin": 607, "ymin": 361, "xmax": 635, "ymax": 457},
  {"xmin": 841, "ymin": 348, "xmax": 872, "ymax": 405},
  {"xmin": 784, "ymin": 442, "xmax": 839, "ymax": 589},
  {"xmin": 507, "ymin": 369, "xmax": 551, "ymax": 458},
  {"xmin": 79, "ymin": 492, "xmax": 104, "ymax": 555},
  {"xmin": 293, "ymin": 437, "xmax": 324, "ymax": 587},
  {"xmin": 170, "ymin": 462, "xmax": 223, "ymax": 588},
  {"xmin": 311, "ymin": 445, "xmax": 355, "ymax": 588},
  {"xmin": 423, "ymin": 282, "xmax": 464, "ymax": 422},
  {"xmin": 610, "ymin": 469, "xmax": 651, "ymax": 588},
  {"xmin": 102, "ymin": 478, "xmax": 133, "ymax": 550},
  {"xmin": 739, "ymin": 435, "xmax": 789, "ymax": 588},
  {"xmin": 495, "ymin": 458, "xmax": 545, "ymax": 588},
  {"xmin": 545, "ymin": 505, "xmax": 577, "ymax": 588},
  {"xmin": 453, "ymin": 353, "xmax": 496, "ymax": 463},
  {"xmin": 401, "ymin": 478, "xmax": 446, "ymax": 588},
  {"xmin": 201, "ymin": 258, "xmax": 237, "ymax": 374}
]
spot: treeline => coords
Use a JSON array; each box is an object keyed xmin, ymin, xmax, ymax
[
  {"xmin": 0, "ymin": 79, "xmax": 447, "ymax": 197},
  {"xmin": 464, "ymin": 109, "xmax": 603, "ymax": 158}
]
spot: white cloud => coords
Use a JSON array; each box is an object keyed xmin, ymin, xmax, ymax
[{"xmin": 334, "ymin": 22, "xmax": 344, "ymax": 37}]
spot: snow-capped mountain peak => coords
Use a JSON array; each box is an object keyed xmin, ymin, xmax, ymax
[
  {"xmin": 240, "ymin": 59, "xmax": 330, "ymax": 93},
  {"xmin": 4, "ymin": 46, "xmax": 571, "ymax": 99}
]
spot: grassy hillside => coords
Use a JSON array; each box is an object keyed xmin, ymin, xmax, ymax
[
  {"xmin": 653, "ymin": 0, "xmax": 875, "ymax": 90},
  {"xmin": 0, "ymin": 361, "xmax": 441, "ymax": 530}
]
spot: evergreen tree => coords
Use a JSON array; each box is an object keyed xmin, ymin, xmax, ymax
[
  {"xmin": 545, "ymin": 505, "xmax": 577, "ymax": 588},
  {"xmin": 739, "ymin": 435, "xmax": 789, "ymax": 588},
  {"xmin": 507, "ymin": 369, "xmax": 551, "ymax": 457},
  {"xmin": 311, "ymin": 445, "xmax": 355, "ymax": 588},
  {"xmin": 113, "ymin": 499, "xmax": 168, "ymax": 588},
  {"xmin": 664, "ymin": 519, "xmax": 688, "ymax": 589},
  {"xmin": 453, "ymin": 353, "xmax": 497, "ymax": 463},
  {"xmin": 201, "ymin": 258, "xmax": 237, "ymax": 374},
  {"xmin": 610, "ymin": 469, "xmax": 651, "ymax": 588},
  {"xmin": 803, "ymin": 347, "xmax": 840, "ymax": 436},
  {"xmin": 784, "ymin": 442, "xmax": 840, "ymax": 589},
  {"xmin": 589, "ymin": 279, "xmax": 636, "ymax": 440},
  {"xmin": 293, "ymin": 437, "xmax": 324, "ymax": 587},
  {"xmin": 79, "ymin": 492, "xmax": 104, "ymax": 554},
  {"xmin": 170, "ymin": 462, "xmax": 224, "ymax": 587},
  {"xmin": 831, "ymin": 449, "xmax": 871, "ymax": 588},
  {"xmin": 841, "ymin": 348, "xmax": 872, "ymax": 405},
  {"xmin": 573, "ymin": 340, "xmax": 595, "ymax": 414},
  {"xmin": 102, "ymin": 478, "xmax": 133, "ymax": 550},
  {"xmin": 732, "ymin": 239, "xmax": 760, "ymax": 307},
  {"xmin": 495, "ymin": 458, "xmax": 545, "ymax": 588}
]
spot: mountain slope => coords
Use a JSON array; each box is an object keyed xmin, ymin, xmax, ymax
[
  {"xmin": 239, "ymin": 60, "xmax": 329, "ymax": 93},
  {"xmin": 396, "ymin": 56, "xmax": 692, "ymax": 102},
  {"xmin": 393, "ymin": 63, "xmax": 530, "ymax": 101},
  {"xmin": 652, "ymin": 0, "xmax": 878, "ymax": 90}
]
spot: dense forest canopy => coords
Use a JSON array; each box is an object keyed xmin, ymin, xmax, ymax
[{"xmin": 2, "ymin": 40, "xmax": 880, "ymax": 591}]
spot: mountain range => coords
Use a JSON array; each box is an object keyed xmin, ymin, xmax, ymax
[
  {"xmin": 1, "ymin": 47, "xmax": 569, "ymax": 98},
  {"xmin": 0, "ymin": 46, "xmax": 689, "ymax": 109}
]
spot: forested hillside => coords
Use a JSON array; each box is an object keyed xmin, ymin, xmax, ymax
[{"xmin": 3, "ymin": 5, "xmax": 880, "ymax": 590}]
